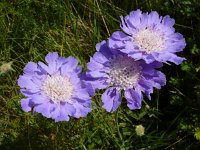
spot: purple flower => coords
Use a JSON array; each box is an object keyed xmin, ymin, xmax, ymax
[
  {"xmin": 108, "ymin": 9, "xmax": 186, "ymax": 64},
  {"xmin": 18, "ymin": 52, "xmax": 91, "ymax": 122},
  {"xmin": 85, "ymin": 41, "xmax": 166, "ymax": 112}
]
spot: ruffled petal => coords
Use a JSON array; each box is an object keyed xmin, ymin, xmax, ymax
[
  {"xmin": 154, "ymin": 52, "xmax": 185, "ymax": 65},
  {"xmin": 162, "ymin": 15, "xmax": 175, "ymax": 27},
  {"xmin": 56, "ymin": 56, "xmax": 68, "ymax": 70},
  {"xmin": 45, "ymin": 52, "xmax": 59, "ymax": 64},
  {"xmin": 54, "ymin": 104, "xmax": 70, "ymax": 122},
  {"xmin": 108, "ymin": 37, "xmax": 124, "ymax": 50},
  {"xmin": 49, "ymin": 105, "xmax": 60, "ymax": 119},
  {"xmin": 82, "ymin": 75, "xmax": 110, "ymax": 91},
  {"xmin": 23, "ymin": 62, "xmax": 38, "ymax": 74},
  {"xmin": 81, "ymin": 76, "xmax": 96, "ymax": 96},
  {"xmin": 18, "ymin": 75, "xmax": 40, "ymax": 93},
  {"xmin": 31, "ymin": 94, "xmax": 48, "ymax": 104},
  {"xmin": 120, "ymin": 16, "xmax": 132, "ymax": 35},
  {"xmin": 75, "ymin": 66, "xmax": 82, "ymax": 74},
  {"xmin": 66, "ymin": 56, "xmax": 79, "ymax": 69},
  {"xmin": 138, "ymin": 76, "xmax": 153, "ymax": 92},
  {"xmin": 127, "ymin": 9, "xmax": 142, "ymax": 28},
  {"xmin": 140, "ymin": 12, "xmax": 149, "ymax": 28},
  {"xmin": 63, "ymin": 102, "xmax": 76, "ymax": 116},
  {"xmin": 124, "ymin": 89, "xmax": 142, "ymax": 110},
  {"xmin": 21, "ymin": 98, "xmax": 33, "ymax": 112},
  {"xmin": 45, "ymin": 52, "xmax": 59, "ymax": 73},
  {"xmin": 148, "ymin": 11, "xmax": 160, "ymax": 26},
  {"xmin": 96, "ymin": 40, "xmax": 106, "ymax": 51},
  {"xmin": 86, "ymin": 70, "xmax": 108, "ymax": 78},
  {"xmin": 145, "ymin": 61, "xmax": 163, "ymax": 68},
  {"xmin": 87, "ymin": 58, "xmax": 105, "ymax": 71},
  {"xmin": 127, "ymin": 51, "xmax": 143, "ymax": 60},
  {"xmin": 73, "ymin": 102, "xmax": 91, "ymax": 118},
  {"xmin": 168, "ymin": 53, "xmax": 186, "ymax": 65},
  {"xmin": 93, "ymin": 52, "xmax": 109, "ymax": 64},
  {"xmin": 34, "ymin": 101, "xmax": 55, "ymax": 118},
  {"xmin": 150, "ymin": 71, "xmax": 166, "ymax": 89},
  {"xmin": 142, "ymin": 54, "xmax": 156, "ymax": 64},
  {"xmin": 110, "ymin": 31, "xmax": 130, "ymax": 40},
  {"xmin": 60, "ymin": 56, "xmax": 78, "ymax": 76},
  {"xmin": 38, "ymin": 61, "xmax": 52, "ymax": 75},
  {"xmin": 73, "ymin": 88, "xmax": 90, "ymax": 101},
  {"xmin": 102, "ymin": 87, "xmax": 121, "ymax": 112}
]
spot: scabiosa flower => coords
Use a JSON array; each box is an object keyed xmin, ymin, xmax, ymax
[
  {"xmin": 85, "ymin": 41, "xmax": 166, "ymax": 112},
  {"xmin": 108, "ymin": 9, "xmax": 186, "ymax": 64},
  {"xmin": 18, "ymin": 52, "xmax": 91, "ymax": 122}
]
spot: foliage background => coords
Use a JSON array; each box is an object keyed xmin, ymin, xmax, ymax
[{"xmin": 0, "ymin": 0, "xmax": 200, "ymax": 149}]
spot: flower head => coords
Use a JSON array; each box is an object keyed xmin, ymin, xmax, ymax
[
  {"xmin": 108, "ymin": 9, "xmax": 186, "ymax": 64},
  {"xmin": 135, "ymin": 124, "xmax": 145, "ymax": 136},
  {"xmin": 18, "ymin": 52, "xmax": 91, "ymax": 122},
  {"xmin": 85, "ymin": 41, "xmax": 166, "ymax": 112},
  {"xmin": 0, "ymin": 61, "xmax": 14, "ymax": 74}
]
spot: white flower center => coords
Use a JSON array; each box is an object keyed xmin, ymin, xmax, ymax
[
  {"xmin": 109, "ymin": 55, "xmax": 141, "ymax": 89},
  {"xmin": 134, "ymin": 28, "xmax": 165, "ymax": 53},
  {"xmin": 42, "ymin": 74, "xmax": 74, "ymax": 102}
]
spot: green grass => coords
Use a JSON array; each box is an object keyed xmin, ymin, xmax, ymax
[{"xmin": 0, "ymin": 0, "xmax": 200, "ymax": 149}]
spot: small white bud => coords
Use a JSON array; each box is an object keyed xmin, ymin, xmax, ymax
[
  {"xmin": 145, "ymin": 104, "xmax": 150, "ymax": 109},
  {"xmin": 0, "ymin": 61, "xmax": 14, "ymax": 74},
  {"xmin": 135, "ymin": 124, "xmax": 145, "ymax": 136}
]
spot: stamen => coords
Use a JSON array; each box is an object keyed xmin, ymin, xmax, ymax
[
  {"xmin": 134, "ymin": 28, "xmax": 165, "ymax": 53},
  {"xmin": 42, "ymin": 74, "xmax": 74, "ymax": 102},
  {"xmin": 109, "ymin": 55, "xmax": 141, "ymax": 89}
]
